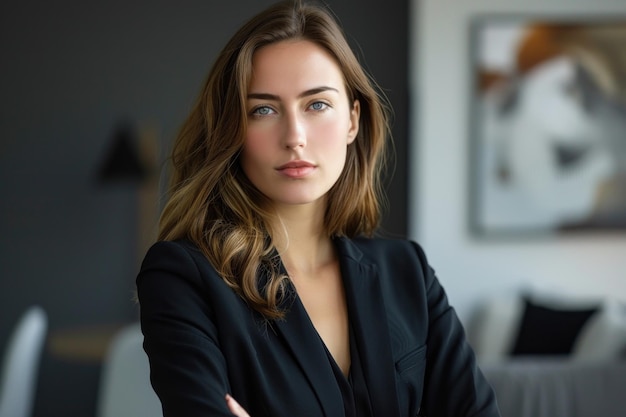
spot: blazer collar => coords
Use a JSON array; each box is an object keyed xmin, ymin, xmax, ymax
[
  {"xmin": 271, "ymin": 259, "xmax": 345, "ymax": 417},
  {"xmin": 272, "ymin": 237, "xmax": 400, "ymax": 417},
  {"xmin": 335, "ymin": 237, "xmax": 401, "ymax": 417}
]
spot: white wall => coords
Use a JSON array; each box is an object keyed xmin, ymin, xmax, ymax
[{"xmin": 410, "ymin": 0, "xmax": 626, "ymax": 325}]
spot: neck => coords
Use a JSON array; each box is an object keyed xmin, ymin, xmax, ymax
[{"xmin": 269, "ymin": 202, "xmax": 335, "ymax": 281}]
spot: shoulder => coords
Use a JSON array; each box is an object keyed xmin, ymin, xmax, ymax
[
  {"xmin": 349, "ymin": 235, "xmax": 423, "ymax": 253},
  {"xmin": 137, "ymin": 239, "xmax": 241, "ymax": 324},
  {"xmin": 137, "ymin": 239, "xmax": 223, "ymax": 290},
  {"xmin": 337, "ymin": 236, "xmax": 436, "ymax": 294},
  {"xmin": 341, "ymin": 236, "xmax": 430, "ymax": 271},
  {"xmin": 142, "ymin": 238, "xmax": 203, "ymax": 262}
]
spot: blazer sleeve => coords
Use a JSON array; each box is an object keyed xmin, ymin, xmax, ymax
[
  {"xmin": 136, "ymin": 240, "xmax": 234, "ymax": 417},
  {"xmin": 412, "ymin": 242, "xmax": 500, "ymax": 417}
]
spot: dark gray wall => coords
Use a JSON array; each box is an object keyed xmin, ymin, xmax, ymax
[{"xmin": 0, "ymin": 1, "xmax": 408, "ymax": 415}]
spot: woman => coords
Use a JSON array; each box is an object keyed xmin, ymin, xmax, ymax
[{"xmin": 136, "ymin": 1, "xmax": 500, "ymax": 416}]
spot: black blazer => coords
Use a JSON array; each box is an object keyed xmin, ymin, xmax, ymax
[{"xmin": 137, "ymin": 237, "xmax": 500, "ymax": 417}]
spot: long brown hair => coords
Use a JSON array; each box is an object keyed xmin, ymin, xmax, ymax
[{"xmin": 158, "ymin": 0, "xmax": 391, "ymax": 318}]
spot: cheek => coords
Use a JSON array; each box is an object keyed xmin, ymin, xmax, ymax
[
  {"xmin": 315, "ymin": 118, "xmax": 351, "ymax": 149},
  {"xmin": 315, "ymin": 122, "xmax": 350, "ymax": 175},
  {"xmin": 242, "ymin": 128, "xmax": 271, "ymax": 165}
]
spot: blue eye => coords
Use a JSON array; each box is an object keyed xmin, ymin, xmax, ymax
[
  {"xmin": 252, "ymin": 106, "xmax": 275, "ymax": 116},
  {"xmin": 310, "ymin": 101, "xmax": 328, "ymax": 111}
]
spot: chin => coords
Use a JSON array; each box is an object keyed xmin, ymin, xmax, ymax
[{"xmin": 269, "ymin": 192, "xmax": 328, "ymax": 207}]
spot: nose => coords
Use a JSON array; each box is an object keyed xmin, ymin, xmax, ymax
[{"xmin": 282, "ymin": 111, "xmax": 306, "ymax": 149}]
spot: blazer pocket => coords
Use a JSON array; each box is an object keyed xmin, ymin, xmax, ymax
[{"xmin": 395, "ymin": 344, "xmax": 427, "ymax": 416}]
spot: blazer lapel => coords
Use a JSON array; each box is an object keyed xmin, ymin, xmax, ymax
[
  {"xmin": 272, "ymin": 282, "xmax": 345, "ymax": 417},
  {"xmin": 336, "ymin": 237, "xmax": 401, "ymax": 417}
]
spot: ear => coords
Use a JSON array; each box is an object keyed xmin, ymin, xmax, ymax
[{"xmin": 347, "ymin": 99, "xmax": 360, "ymax": 144}]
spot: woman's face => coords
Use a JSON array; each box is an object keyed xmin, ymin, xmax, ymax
[{"xmin": 241, "ymin": 39, "xmax": 360, "ymax": 212}]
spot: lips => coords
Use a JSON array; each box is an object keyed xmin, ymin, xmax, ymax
[{"xmin": 276, "ymin": 160, "xmax": 316, "ymax": 178}]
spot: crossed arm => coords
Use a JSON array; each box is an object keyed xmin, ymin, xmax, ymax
[{"xmin": 226, "ymin": 394, "xmax": 250, "ymax": 417}]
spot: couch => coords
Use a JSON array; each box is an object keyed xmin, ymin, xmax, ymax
[{"xmin": 468, "ymin": 294, "xmax": 626, "ymax": 417}]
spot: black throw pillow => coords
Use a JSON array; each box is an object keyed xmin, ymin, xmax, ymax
[{"xmin": 511, "ymin": 297, "xmax": 599, "ymax": 356}]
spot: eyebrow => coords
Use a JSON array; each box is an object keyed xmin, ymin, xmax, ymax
[{"xmin": 247, "ymin": 86, "xmax": 339, "ymax": 101}]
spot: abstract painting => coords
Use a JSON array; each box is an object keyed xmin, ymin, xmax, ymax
[{"xmin": 469, "ymin": 16, "xmax": 626, "ymax": 236}]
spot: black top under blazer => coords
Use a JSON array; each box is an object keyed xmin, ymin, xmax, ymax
[{"xmin": 137, "ymin": 236, "xmax": 500, "ymax": 417}]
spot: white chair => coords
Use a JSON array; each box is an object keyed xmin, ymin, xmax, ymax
[
  {"xmin": 96, "ymin": 322, "xmax": 162, "ymax": 417},
  {"xmin": 0, "ymin": 306, "xmax": 48, "ymax": 417}
]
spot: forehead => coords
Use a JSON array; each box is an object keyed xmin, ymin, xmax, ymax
[{"xmin": 248, "ymin": 40, "xmax": 346, "ymax": 93}]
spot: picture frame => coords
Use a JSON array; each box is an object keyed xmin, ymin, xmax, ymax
[{"xmin": 468, "ymin": 15, "xmax": 626, "ymax": 237}]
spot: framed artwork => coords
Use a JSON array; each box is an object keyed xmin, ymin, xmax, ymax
[{"xmin": 468, "ymin": 16, "xmax": 626, "ymax": 236}]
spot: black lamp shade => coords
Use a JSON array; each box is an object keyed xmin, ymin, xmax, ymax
[{"xmin": 97, "ymin": 123, "xmax": 147, "ymax": 184}]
